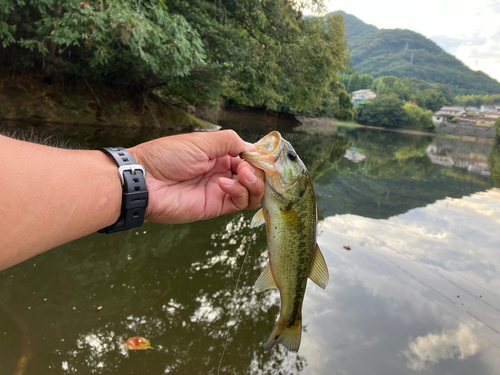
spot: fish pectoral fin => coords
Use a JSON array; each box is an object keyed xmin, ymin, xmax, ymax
[
  {"xmin": 309, "ymin": 243, "xmax": 329, "ymax": 289},
  {"xmin": 253, "ymin": 263, "xmax": 278, "ymax": 292},
  {"xmin": 250, "ymin": 208, "xmax": 266, "ymax": 228}
]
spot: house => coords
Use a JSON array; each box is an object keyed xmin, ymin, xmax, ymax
[
  {"xmin": 480, "ymin": 111, "xmax": 500, "ymax": 119},
  {"xmin": 465, "ymin": 106, "xmax": 480, "ymax": 112},
  {"xmin": 351, "ymin": 89, "xmax": 377, "ymax": 107},
  {"xmin": 480, "ymin": 105, "xmax": 496, "ymax": 112},
  {"xmin": 475, "ymin": 117, "xmax": 496, "ymax": 127},
  {"xmin": 432, "ymin": 106, "xmax": 466, "ymax": 124},
  {"xmin": 453, "ymin": 117, "xmax": 476, "ymax": 126}
]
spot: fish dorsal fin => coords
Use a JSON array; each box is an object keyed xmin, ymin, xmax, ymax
[
  {"xmin": 253, "ymin": 263, "xmax": 278, "ymax": 292},
  {"xmin": 250, "ymin": 208, "xmax": 266, "ymax": 228},
  {"xmin": 309, "ymin": 244, "xmax": 329, "ymax": 289}
]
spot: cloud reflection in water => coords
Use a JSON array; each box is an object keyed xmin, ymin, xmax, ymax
[{"xmin": 300, "ymin": 189, "xmax": 500, "ymax": 375}]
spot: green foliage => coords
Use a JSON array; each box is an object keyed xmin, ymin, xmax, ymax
[
  {"xmin": 356, "ymin": 93, "xmax": 408, "ymax": 128},
  {"xmin": 343, "ymin": 73, "xmax": 453, "ymax": 111},
  {"xmin": 488, "ymin": 144, "xmax": 500, "ymax": 186},
  {"xmin": 408, "ymin": 77, "xmax": 454, "ymax": 102},
  {"xmin": 1, "ymin": 0, "xmax": 350, "ymax": 113},
  {"xmin": 454, "ymin": 94, "xmax": 500, "ymax": 107},
  {"xmin": 335, "ymin": 14, "xmax": 500, "ymax": 96},
  {"xmin": 331, "ymin": 10, "xmax": 377, "ymax": 38},
  {"xmin": 403, "ymin": 102, "xmax": 436, "ymax": 132},
  {"xmin": 302, "ymin": 80, "xmax": 357, "ymax": 120},
  {"xmin": 1, "ymin": 0, "xmax": 205, "ymax": 85},
  {"xmin": 494, "ymin": 117, "xmax": 500, "ymax": 143},
  {"xmin": 415, "ymin": 89, "xmax": 448, "ymax": 111},
  {"xmin": 344, "ymin": 72, "xmax": 374, "ymax": 93},
  {"xmin": 371, "ymin": 76, "xmax": 416, "ymax": 101}
]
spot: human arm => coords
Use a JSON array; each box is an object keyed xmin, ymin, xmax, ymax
[{"xmin": 0, "ymin": 130, "xmax": 264, "ymax": 271}]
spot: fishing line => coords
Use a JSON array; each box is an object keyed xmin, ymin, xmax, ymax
[{"xmin": 216, "ymin": 224, "xmax": 255, "ymax": 375}]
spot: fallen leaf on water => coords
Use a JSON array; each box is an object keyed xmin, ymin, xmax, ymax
[
  {"xmin": 124, "ymin": 337, "xmax": 153, "ymax": 350},
  {"xmin": 343, "ymin": 245, "xmax": 351, "ymax": 251}
]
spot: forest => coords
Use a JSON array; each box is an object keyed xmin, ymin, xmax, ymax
[{"xmin": 0, "ymin": 0, "xmax": 358, "ymax": 121}]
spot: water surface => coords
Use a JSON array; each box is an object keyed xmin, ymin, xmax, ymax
[{"xmin": 1, "ymin": 118, "xmax": 499, "ymax": 374}]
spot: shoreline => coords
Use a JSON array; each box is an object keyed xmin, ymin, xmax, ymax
[{"xmin": 295, "ymin": 117, "xmax": 494, "ymax": 144}]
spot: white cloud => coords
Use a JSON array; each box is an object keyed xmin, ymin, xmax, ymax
[{"xmin": 402, "ymin": 323, "xmax": 481, "ymax": 371}]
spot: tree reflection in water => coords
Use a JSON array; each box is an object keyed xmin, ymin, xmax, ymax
[{"xmin": 0, "ymin": 213, "xmax": 307, "ymax": 374}]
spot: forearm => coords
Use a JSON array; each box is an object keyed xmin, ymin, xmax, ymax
[{"xmin": 0, "ymin": 135, "xmax": 122, "ymax": 271}]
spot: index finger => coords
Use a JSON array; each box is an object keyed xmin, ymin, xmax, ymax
[{"xmin": 189, "ymin": 130, "xmax": 255, "ymax": 159}]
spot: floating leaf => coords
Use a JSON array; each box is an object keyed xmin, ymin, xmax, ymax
[
  {"xmin": 124, "ymin": 337, "xmax": 153, "ymax": 350},
  {"xmin": 343, "ymin": 245, "xmax": 351, "ymax": 251}
]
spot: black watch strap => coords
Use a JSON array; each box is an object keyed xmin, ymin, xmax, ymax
[{"xmin": 98, "ymin": 147, "xmax": 148, "ymax": 234}]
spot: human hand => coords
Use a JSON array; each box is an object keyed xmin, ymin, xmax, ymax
[{"xmin": 129, "ymin": 130, "xmax": 265, "ymax": 224}]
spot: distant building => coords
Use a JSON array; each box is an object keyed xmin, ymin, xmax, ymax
[
  {"xmin": 432, "ymin": 106, "xmax": 466, "ymax": 124},
  {"xmin": 480, "ymin": 111, "xmax": 500, "ymax": 119},
  {"xmin": 475, "ymin": 117, "xmax": 496, "ymax": 127},
  {"xmin": 351, "ymin": 89, "xmax": 377, "ymax": 107},
  {"xmin": 480, "ymin": 105, "xmax": 496, "ymax": 112},
  {"xmin": 453, "ymin": 117, "xmax": 476, "ymax": 126}
]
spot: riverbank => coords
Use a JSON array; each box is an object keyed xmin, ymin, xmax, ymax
[
  {"xmin": 294, "ymin": 116, "xmax": 494, "ymax": 144},
  {"xmin": 0, "ymin": 74, "xmax": 218, "ymax": 131}
]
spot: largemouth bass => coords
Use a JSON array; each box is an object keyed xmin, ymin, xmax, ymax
[{"xmin": 241, "ymin": 131, "xmax": 329, "ymax": 352}]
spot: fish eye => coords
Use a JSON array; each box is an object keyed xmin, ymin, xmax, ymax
[{"xmin": 287, "ymin": 150, "xmax": 297, "ymax": 161}]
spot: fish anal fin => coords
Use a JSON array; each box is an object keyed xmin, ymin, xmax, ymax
[
  {"xmin": 250, "ymin": 208, "xmax": 266, "ymax": 228},
  {"xmin": 253, "ymin": 263, "xmax": 278, "ymax": 292},
  {"xmin": 309, "ymin": 243, "xmax": 329, "ymax": 289},
  {"xmin": 264, "ymin": 319, "xmax": 302, "ymax": 352}
]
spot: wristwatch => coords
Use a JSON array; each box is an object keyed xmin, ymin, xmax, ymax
[{"xmin": 98, "ymin": 147, "xmax": 148, "ymax": 234}]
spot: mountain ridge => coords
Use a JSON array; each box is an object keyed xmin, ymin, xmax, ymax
[{"xmin": 331, "ymin": 11, "xmax": 500, "ymax": 95}]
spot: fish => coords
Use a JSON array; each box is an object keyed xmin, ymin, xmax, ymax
[{"xmin": 240, "ymin": 131, "xmax": 329, "ymax": 352}]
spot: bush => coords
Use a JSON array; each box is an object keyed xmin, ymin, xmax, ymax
[
  {"xmin": 404, "ymin": 102, "xmax": 436, "ymax": 132},
  {"xmin": 356, "ymin": 93, "xmax": 408, "ymax": 128}
]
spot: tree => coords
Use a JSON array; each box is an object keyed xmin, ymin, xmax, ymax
[
  {"xmin": 346, "ymin": 72, "xmax": 374, "ymax": 93},
  {"xmin": 416, "ymin": 89, "xmax": 448, "ymax": 112},
  {"xmin": 356, "ymin": 93, "xmax": 408, "ymax": 128},
  {"xmin": 494, "ymin": 117, "xmax": 500, "ymax": 143},
  {"xmin": 0, "ymin": 0, "xmax": 350, "ymax": 114},
  {"xmin": 1, "ymin": 0, "xmax": 205, "ymax": 85},
  {"xmin": 404, "ymin": 102, "xmax": 436, "ymax": 132}
]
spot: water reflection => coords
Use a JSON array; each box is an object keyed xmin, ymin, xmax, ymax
[
  {"xmin": 426, "ymin": 138, "xmax": 492, "ymax": 177},
  {"xmin": 1, "ymin": 121, "xmax": 500, "ymax": 375},
  {"xmin": 315, "ymin": 129, "xmax": 495, "ymax": 219},
  {"xmin": 403, "ymin": 323, "xmax": 481, "ymax": 372},
  {"xmin": 310, "ymin": 188, "xmax": 500, "ymax": 375}
]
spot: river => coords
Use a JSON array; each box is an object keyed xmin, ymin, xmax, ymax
[{"xmin": 1, "ymin": 115, "xmax": 500, "ymax": 375}]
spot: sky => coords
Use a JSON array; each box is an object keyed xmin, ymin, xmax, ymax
[{"xmin": 318, "ymin": 0, "xmax": 500, "ymax": 85}]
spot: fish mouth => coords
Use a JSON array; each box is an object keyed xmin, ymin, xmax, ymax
[{"xmin": 240, "ymin": 131, "xmax": 284, "ymax": 173}]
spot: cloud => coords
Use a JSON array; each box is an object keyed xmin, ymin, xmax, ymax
[
  {"xmin": 487, "ymin": 0, "xmax": 500, "ymax": 13},
  {"xmin": 431, "ymin": 36, "xmax": 464, "ymax": 53},
  {"xmin": 402, "ymin": 323, "xmax": 481, "ymax": 372},
  {"xmin": 432, "ymin": 32, "xmax": 488, "ymax": 53},
  {"xmin": 469, "ymin": 45, "xmax": 500, "ymax": 59}
]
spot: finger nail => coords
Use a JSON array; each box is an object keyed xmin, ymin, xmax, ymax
[
  {"xmin": 244, "ymin": 142, "xmax": 255, "ymax": 151},
  {"xmin": 220, "ymin": 177, "xmax": 235, "ymax": 186},
  {"xmin": 246, "ymin": 173, "xmax": 257, "ymax": 184}
]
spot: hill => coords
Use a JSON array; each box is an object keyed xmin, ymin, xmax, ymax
[
  {"xmin": 334, "ymin": 10, "xmax": 377, "ymax": 38},
  {"xmin": 332, "ymin": 11, "xmax": 500, "ymax": 95}
]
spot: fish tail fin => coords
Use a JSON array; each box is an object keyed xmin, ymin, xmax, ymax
[{"xmin": 264, "ymin": 319, "xmax": 302, "ymax": 352}]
